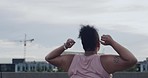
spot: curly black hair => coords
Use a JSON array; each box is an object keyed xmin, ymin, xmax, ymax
[{"xmin": 78, "ymin": 25, "xmax": 99, "ymax": 51}]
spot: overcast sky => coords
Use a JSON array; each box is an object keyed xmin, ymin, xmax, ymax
[{"xmin": 0, "ymin": 0, "xmax": 148, "ymax": 63}]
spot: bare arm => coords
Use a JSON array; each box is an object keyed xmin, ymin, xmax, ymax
[
  {"xmin": 100, "ymin": 35, "xmax": 137, "ymax": 73},
  {"xmin": 45, "ymin": 39, "xmax": 75, "ymax": 71},
  {"xmin": 45, "ymin": 45, "xmax": 65, "ymax": 60}
]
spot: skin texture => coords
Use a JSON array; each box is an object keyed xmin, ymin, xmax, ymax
[
  {"xmin": 45, "ymin": 35, "xmax": 137, "ymax": 74},
  {"xmin": 100, "ymin": 35, "xmax": 137, "ymax": 73},
  {"xmin": 45, "ymin": 39, "xmax": 75, "ymax": 71}
]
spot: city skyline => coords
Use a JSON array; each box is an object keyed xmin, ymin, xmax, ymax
[{"xmin": 0, "ymin": 0, "xmax": 148, "ymax": 63}]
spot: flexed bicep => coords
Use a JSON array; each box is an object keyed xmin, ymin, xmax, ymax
[{"xmin": 101, "ymin": 55, "xmax": 134, "ymax": 74}]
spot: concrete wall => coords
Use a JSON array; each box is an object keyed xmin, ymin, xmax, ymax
[
  {"xmin": 0, "ymin": 72, "xmax": 68, "ymax": 78},
  {"xmin": 113, "ymin": 72, "xmax": 148, "ymax": 78},
  {"xmin": 0, "ymin": 72, "xmax": 148, "ymax": 78}
]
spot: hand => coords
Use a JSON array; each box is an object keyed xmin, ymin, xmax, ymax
[
  {"xmin": 100, "ymin": 35, "xmax": 114, "ymax": 45},
  {"xmin": 64, "ymin": 38, "xmax": 75, "ymax": 49}
]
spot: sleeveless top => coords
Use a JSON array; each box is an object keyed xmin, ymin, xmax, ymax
[{"xmin": 68, "ymin": 54, "xmax": 110, "ymax": 78}]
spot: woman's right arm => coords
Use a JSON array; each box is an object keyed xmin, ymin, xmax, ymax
[
  {"xmin": 100, "ymin": 35, "xmax": 137, "ymax": 74},
  {"xmin": 45, "ymin": 39, "xmax": 75, "ymax": 71}
]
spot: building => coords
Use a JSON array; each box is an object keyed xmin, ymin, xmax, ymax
[
  {"xmin": 0, "ymin": 64, "xmax": 15, "ymax": 72},
  {"xmin": 15, "ymin": 61, "xmax": 54, "ymax": 72},
  {"xmin": 12, "ymin": 58, "xmax": 25, "ymax": 64},
  {"xmin": 0, "ymin": 58, "xmax": 54, "ymax": 72},
  {"xmin": 137, "ymin": 58, "xmax": 148, "ymax": 72}
]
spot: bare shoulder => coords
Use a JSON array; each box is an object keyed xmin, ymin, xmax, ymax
[
  {"xmin": 61, "ymin": 54, "xmax": 75, "ymax": 64},
  {"xmin": 100, "ymin": 55, "xmax": 113, "ymax": 74},
  {"xmin": 100, "ymin": 55, "xmax": 131, "ymax": 74},
  {"xmin": 47, "ymin": 54, "xmax": 75, "ymax": 72},
  {"xmin": 60, "ymin": 54, "xmax": 75, "ymax": 71},
  {"xmin": 62, "ymin": 54, "xmax": 75, "ymax": 61}
]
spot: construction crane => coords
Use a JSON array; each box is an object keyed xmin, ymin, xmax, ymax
[{"xmin": 19, "ymin": 34, "xmax": 34, "ymax": 61}]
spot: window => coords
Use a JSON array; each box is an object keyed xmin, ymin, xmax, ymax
[
  {"xmin": 17, "ymin": 66, "xmax": 20, "ymax": 71},
  {"xmin": 143, "ymin": 65, "xmax": 146, "ymax": 71},
  {"xmin": 22, "ymin": 66, "xmax": 25, "ymax": 71}
]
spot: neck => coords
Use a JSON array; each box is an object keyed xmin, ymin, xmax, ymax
[{"xmin": 84, "ymin": 51, "xmax": 97, "ymax": 56}]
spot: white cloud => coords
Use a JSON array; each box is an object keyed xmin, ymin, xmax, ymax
[
  {"xmin": 0, "ymin": 39, "xmax": 52, "ymax": 62},
  {"xmin": 0, "ymin": 0, "xmax": 148, "ymax": 62}
]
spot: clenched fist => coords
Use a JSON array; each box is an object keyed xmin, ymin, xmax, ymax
[
  {"xmin": 100, "ymin": 35, "xmax": 114, "ymax": 46},
  {"xmin": 64, "ymin": 38, "xmax": 75, "ymax": 49}
]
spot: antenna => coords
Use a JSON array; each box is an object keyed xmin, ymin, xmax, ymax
[{"xmin": 20, "ymin": 34, "xmax": 34, "ymax": 61}]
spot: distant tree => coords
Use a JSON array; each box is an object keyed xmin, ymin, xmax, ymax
[
  {"xmin": 47, "ymin": 66, "xmax": 52, "ymax": 72},
  {"xmin": 36, "ymin": 64, "xmax": 43, "ymax": 72},
  {"xmin": 123, "ymin": 65, "xmax": 138, "ymax": 72},
  {"xmin": 57, "ymin": 67, "xmax": 65, "ymax": 72}
]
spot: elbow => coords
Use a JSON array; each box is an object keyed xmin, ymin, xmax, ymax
[
  {"xmin": 45, "ymin": 56, "xmax": 48, "ymax": 62},
  {"xmin": 132, "ymin": 58, "xmax": 138, "ymax": 65},
  {"xmin": 128, "ymin": 57, "xmax": 137, "ymax": 67},
  {"xmin": 45, "ymin": 56, "xmax": 51, "ymax": 62}
]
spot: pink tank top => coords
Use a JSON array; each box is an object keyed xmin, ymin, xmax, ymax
[{"xmin": 68, "ymin": 54, "xmax": 110, "ymax": 78}]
